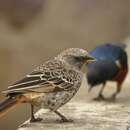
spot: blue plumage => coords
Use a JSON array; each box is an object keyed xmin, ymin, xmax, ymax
[
  {"xmin": 87, "ymin": 43, "xmax": 128, "ymax": 100},
  {"xmin": 87, "ymin": 60, "xmax": 119, "ymax": 86},
  {"xmin": 90, "ymin": 43, "xmax": 127, "ymax": 63}
]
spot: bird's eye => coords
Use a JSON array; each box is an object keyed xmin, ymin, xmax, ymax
[{"xmin": 74, "ymin": 56, "xmax": 85, "ymax": 61}]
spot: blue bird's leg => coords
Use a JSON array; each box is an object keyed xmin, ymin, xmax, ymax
[
  {"xmin": 110, "ymin": 82, "xmax": 122, "ymax": 100},
  {"xmin": 93, "ymin": 82, "xmax": 106, "ymax": 101},
  {"xmin": 98, "ymin": 83, "xmax": 106, "ymax": 98}
]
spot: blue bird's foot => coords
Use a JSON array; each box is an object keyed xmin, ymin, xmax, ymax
[
  {"xmin": 107, "ymin": 94, "xmax": 116, "ymax": 102},
  {"xmin": 93, "ymin": 94, "xmax": 105, "ymax": 101}
]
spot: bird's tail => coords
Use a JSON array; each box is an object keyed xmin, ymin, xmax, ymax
[
  {"xmin": 112, "ymin": 43, "xmax": 127, "ymax": 50},
  {"xmin": 117, "ymin": 43, "xmax": 127, "ymax": 50},
  {"xmin": 0, "ymin": 96, "xmax": 25, "ymax": 118}
]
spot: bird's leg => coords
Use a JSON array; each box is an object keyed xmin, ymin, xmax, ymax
[
  {"xmin": 30, "ymin": 104, "xmax": 42, "ymax": 122},
  {"xmin": 54, "ymin": 110, "xmax": 72, "ymax": 122},
  {"xmin": 98, "ymin": 84, "xmax": 105, "ymax": 99},
  {"xmin": 94, "ymin": 82, "xmax": 106, "ymax": 101},
  {"xmin": 110, "ymin": 82, "xmax": 121, "ymax": 101}
]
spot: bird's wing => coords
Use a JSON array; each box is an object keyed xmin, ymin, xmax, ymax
[
  {"xmin": 90, "ymin": 44, "xmax": 126, "ymax": 61},
  {"xmin": 3, "ymin": 59, "xmax": 81, "ymax": 94}
]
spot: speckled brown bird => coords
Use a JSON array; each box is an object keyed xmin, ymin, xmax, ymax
[{"xmin": 0, "ymin": 48, "xmax": 95, "ymax": 122}]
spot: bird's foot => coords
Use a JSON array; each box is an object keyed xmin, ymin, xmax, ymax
[
  {"xmin": 57, "ymin": 118, "xmax": 73, "ymax": 123},
  {"xmin": 30, "ymin": 117, "xmax": 43, "ymax": 123},
  {"xmin": 93, "ymin": 94, "xmax": 105, "ymax": 101},
  {"xmin": 107, "ymin": 94, "xmax": 116, "ymax": 102},
  {"xmin": 54, "ymin": 110, "xmax": 73, "ymax": 123}
]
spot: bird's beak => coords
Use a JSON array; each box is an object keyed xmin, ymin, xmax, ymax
[{"xmin": 86, "ymin": 55, "xmax": 96, "ymax": 63}]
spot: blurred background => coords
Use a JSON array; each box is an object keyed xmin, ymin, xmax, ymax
[{"xmin": 0, "ymin": 0, "xmax": 130, "ymax": 130}]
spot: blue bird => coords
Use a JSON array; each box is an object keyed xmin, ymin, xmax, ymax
[{"xmin": 87, "ymin": 43, "xmax": 128, "ymax": 100}]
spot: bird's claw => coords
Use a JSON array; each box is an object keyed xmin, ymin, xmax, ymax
[
  {"xmin": 30, "ymin": 117, "xmax": 43, "ymax": 123},
  {"xmin": 93, "ymin": 94, "xmax": 105, "ymax": 101},
  {"xmin": 107, "ymin": 94, "xmax": 116, "ymax": 102},
  {"xmin": 57, "ymin": 118, "xmax": 73, "ymax": 123}
]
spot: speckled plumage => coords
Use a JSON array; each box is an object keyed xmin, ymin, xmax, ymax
[{"xmin": 6, "ymin": 59, "xmax": 82, "ymax": 111}]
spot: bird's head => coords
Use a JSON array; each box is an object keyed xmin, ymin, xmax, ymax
[{"xmin": 56, "ymin": 48, "xmax": 96, "ymax": 70}]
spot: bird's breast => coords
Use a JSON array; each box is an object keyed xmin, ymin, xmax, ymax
[
  {"xmin": 30, "ymin": 83, "xmax": 81, "ymax": 110},
  {"xmin": 43, "ymin": 87, "xmax": 79, "ymax": 111}
]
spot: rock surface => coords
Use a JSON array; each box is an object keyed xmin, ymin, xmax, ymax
[{"xmin": 18, "ymin": 100, "xmax": 130, "ymax": 130}]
